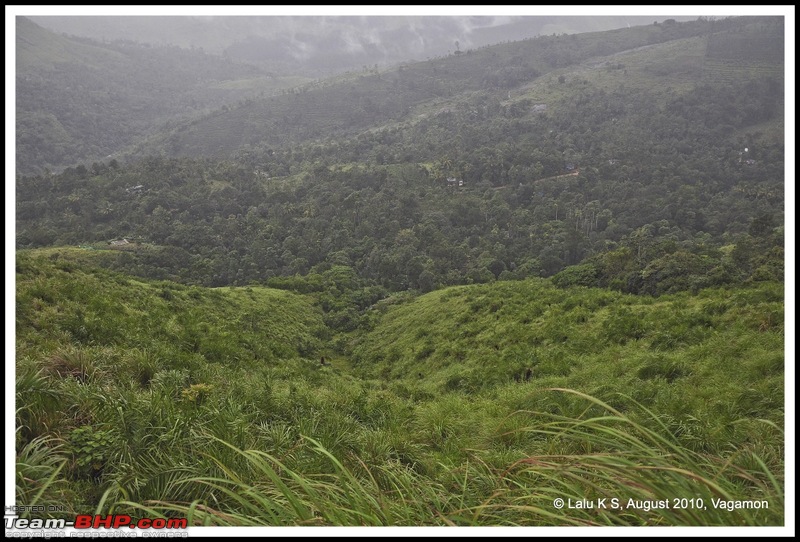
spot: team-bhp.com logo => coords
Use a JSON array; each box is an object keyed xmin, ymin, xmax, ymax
[{"xmin": 6, "ymin": 514, "xmax": 188, "ymax": 530}]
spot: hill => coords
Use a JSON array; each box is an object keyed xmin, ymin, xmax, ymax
[
  {"xmin": 15, "ymin": 252, "xmax": 784, "ymax": 525},
  {"xmin": 31, "ymin": 15, "xmax": 696, "ymax": 76},
  {"xmin": 128, "ymin": 17, "xmax": 767, "ymax": 160},
  {"xmin": 16, "ymin": 248, "xmax": 326, "ymax": 372},
  {"xmin": 15, "ymin": 17, "xmax": 302, "ymax": 175},
  {"xmin": 353, "ymin": 278, "xmax": 784, "ymax": 413},
  {"xmin": 15, "ymin": 16, "xmax": 784, "ymax": 181},
  {"xmin": 13, "ymin": 14, "xmax": 788, "ymax": 528}
]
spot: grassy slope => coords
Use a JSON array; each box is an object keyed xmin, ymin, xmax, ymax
[
  {"xmin": 17, "ymin": 249, "xmax": 325, "ymax": 360},
  {"xmin": 16, "ymin": 249, "xmax": 327, "ymax": 448},
  {"xmin": 15, "ymin": 250, "xmax": 784, "ymax": 525},
  {"xmin": 352, "ymin": 278, "xmax": 784, "ymax": 466}
]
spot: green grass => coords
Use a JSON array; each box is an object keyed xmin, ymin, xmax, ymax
[
  {"xmin": 351, "ymin": 279, "xmax": 784, "ymax": 487},
  {"xmin": 108, "ymin": 390, "xmax": 783, "ymax": 526},
  {"xmin": 15, "ymin": 250, "xmax": 784, "ymax": 525}
]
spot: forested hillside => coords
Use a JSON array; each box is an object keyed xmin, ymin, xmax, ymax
[
  {"xmin": 17, "ymin": 18, "xmax": 784, "ymax": 298},
  {"xmin": 16, "ymin": 17, "xmax": 302, "ymax": 175},
  {"xmin": 127, "ymin": 16, "xmax": 769, "ymax": 159}
]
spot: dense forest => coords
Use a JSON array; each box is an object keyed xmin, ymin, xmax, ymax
[
  {"xmin": 14, "ymin": 15, "xmax": 786, "ymax": 528},
  {"xmin": 17, "ymin": 19, "xmax": 784, "ymax": 308}
]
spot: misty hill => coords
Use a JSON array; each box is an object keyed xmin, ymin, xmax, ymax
[
  {"xmin": 15, "ymin": 17, "xmax": 305, "ymax": 175},
  {"xmin": 16, "ymin": 17, "xmax": 783, "ymax": 297},
  {"xmin": 16, "ymin": 16, "xmax": 782, "ymax": 178},
  {"xmin": 31, "ymin": 15, "xmax": 696, "ymax": 76},
  {"xmin": 125, "ymin": 16, "xmax": 783, "ymax": 162}
]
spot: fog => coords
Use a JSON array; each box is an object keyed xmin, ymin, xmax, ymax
[{"xmin": 31, "ymin": 15, "xmax": 694, "ymax": 76}]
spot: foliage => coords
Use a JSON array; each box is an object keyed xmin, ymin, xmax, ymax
[
  {"xmin": 68, "ymin": 426, "xmax": 117, "ymax": 477},
  {"xmin": 115, "ymin": 391, "xmax": 782, "ymax": 526},
  {"xmin": 14, "ymin": 15, "xmax": 785, "ymax": 528},
  {"xmin": 15, "ymin": 434, "xmax": 74, "ymax": 517},
  {"xmin": 14, "ymin": 253, "xmax": 784, "ymax": 526},
  {"xmin": 17, "ymin": 18, "xmax": 784, "ymax": 294}
]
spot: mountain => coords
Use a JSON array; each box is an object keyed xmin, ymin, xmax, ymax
[
  {"xmin": 17, "ymin": 17, "xmax": 732, "ymax": 174},
  {"xmin": 31, "ymin": 15, "xmax": 696, "ymax": 76},
  {"xmin": 124, "ymin": 16, "xmax": 783, "ymax": 162},
  {"xmin": 15, "ymin": 17, "xmax": 301, "ymax": 175},
  {"xmin": 16, "ymin": 17, "xmax": 784, "ymax": 296}
]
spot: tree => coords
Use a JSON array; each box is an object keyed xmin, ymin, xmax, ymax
[{"xmin": 418, "ymin": 270, "xmax": 436, "ymax": 292}]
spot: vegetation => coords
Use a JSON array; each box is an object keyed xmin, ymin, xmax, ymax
[
  {"xmin": 17, "ymin": 18, "xmax": 784, "ymax": 295},
  {"xmin": 15, "ymin": 252, "xmax": 784, "ymax": 525},
  {"xmin": 14, "ymin": 15, "xmax": 785, "ymax": 528},
  {"xmin": 16, "ymin": 17, "xmax": 301, "ymax": 175},
  {"xmin": 125, "ymin": 16, "xmax": 771, "ymax": 160}
]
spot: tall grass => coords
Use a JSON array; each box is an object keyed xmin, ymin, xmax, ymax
[
  {"xmin": 107, "ymin": 390, "xmax": 783, "ymax": 526},
  {"xmin": 15, "ymin": 255, "xmax": 783, "ymax": 527},
  {"xmin": 474, "ymin": 389, "xmax": 783, "ymax": 526},
  {"xmin": 15, "ymin": 432, "xmax": 76, "ymax": 517},
  {"xmin": 113, "ymin": 436, "xmax": 452, "ymax": 526}
]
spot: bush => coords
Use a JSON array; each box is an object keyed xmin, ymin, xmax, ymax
[{"xmin": 552, "ymin": 263, "xmax": 601, "ymax": 288}]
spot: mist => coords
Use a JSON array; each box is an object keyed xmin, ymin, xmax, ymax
[{"xmin": 31, "ymin": 15, "xmax": 694, "ymax": 76}]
